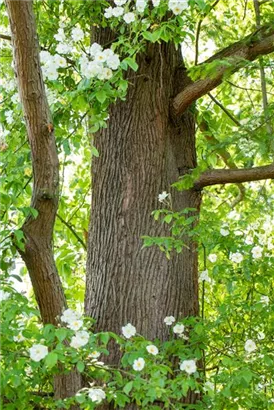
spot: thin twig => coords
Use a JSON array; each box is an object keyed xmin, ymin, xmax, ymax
[
  {"xmin": 208, "ymin": 93, "xmax": 241, "ymax": 126},
  {"xmin": 56, "ymin": 213, "xmax": 87, "ymax": 250}
]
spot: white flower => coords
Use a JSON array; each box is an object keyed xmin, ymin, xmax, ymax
[
  {"xmin": 13, "ymin": 333, "xmax": 25, "ymax": 342},
  {"xmin": 0, "ymin": 290, "xmax": 10, "ymax": 302},
  {"xmin": 244, "ymin": 339, "xmax": 256, "ymax": 353},
  {"xmin": 245, "ymin": 235, "xmax": 253, "ymax": 245},
  {"xmin": 61, "ymin": 308, "xmax": 81, "ymax": 323},
  {"xmin": 90, "ymin": 43, "xmax": 103, "ymax": 57},
  {"xmin": 71, "ymin": 26, "xmax": 84, "ymax": 42},
  {"xmin": 258, "ymin": 332, "xmax": 265, "ymax": 340},
  {"xmin": 106, "ymin": 54, "xmax": 120, "ymax": 70},
  {"xmin": 40, "ymin": 50, "xmax": 51, "ymax": 63},
  {"xmin": 90, "ymin": 350, "xmax": 100, "ymax": 359},
  {"xmin": 180, "ymin": 359, "xmax": 197, "ymax": 374},
  {"xmin": 158, "ymin": 191, "xmax": 169, "ymax": 203},
  {"xmin": 83, "ymin": 61, "xmax": 102, "ymax": 79},
  {"xmin": 122, "ymin": 323, "xmax": 136, "ymax": 338},
  {"xmin": 220, "ymin": 228, "xmax": 229, "ymax": 237},
  {"xmin": 152, "ymin": 0, "xmax": 161, "ymax": 6},
  {"xmin": 260, "ymin": 295, "xmax": 269, "ymax": 306},
  {"xmin": 230, "ymin": 252, "xmax": 244, "ymax": 263},
  {"xmin": 136, "ymin": 0, "xmax": 147, "ymax": 12},
  {"xmin": 5, "ymin": 110, "xmax": 13, "ymax": 125},
  {"xmin": 112, "ymin": 6, "xmax": 124, "ymax": 17},
  {"xmin": 173, "ymin": 323, "xmax": 185, "ymax": 335},
  {"xmin": 199, "ymin": 269, "xmax": 211, "ymax": 283},
  {"xmin": 168, "ymin": 0, "xmax": 188, "ymax": 15},
  {"xmin": 88, "ymin": 388, "xmax": 106, "ymax": 403},
  {"xmin": 56, "ymin": 42, "xmax": 71, "ymax": 54},
  {"xmin": 70, "ymin": 330, "xmax": 89, "ymax": 349},
  {"xmin": 146, "ymin": 345, "xmax": 159, "ymax": 355},
  {"xmin": 123, "ymin": 12, "xmax": 136, "ymax": 24},
  {"xmin": 164, "ymin": 316, "xmax": 175, "ymax": 325},
  {"xmin": 208, "ymin": 254, "xmax": 217, "ymax": 263},
  {"xmin": 54, "ymin": 28, "xmax": 66, "ymax": 42},
  {"xmin": 251, "ymin": 246, "xmax": 263, "ymax": 259},
  {"xmin": 43, "ymin": 66, "xmax": 59, "ymax": 81},
  {"xmin": 114, "ymin": 0, "xmax": 127, "ymax": 5},
  {"xmin": 52, "ymin": 54, "xmax": 66, "ymax": 68},
  {"xmin": 67, "ymin": 319, "xmax": 83, "ymax": 331},
  {"xmin": 29, "ymin": 344, "xmax": 48, "ymax": 362},
  {"xmin": 133, "ymin": 357, "xmax": 145, "ymax": 371},
  {"xmin": 97, "ymin": 67, "xmax": 113, "ymax": 80},
  {"xmin": 94, "ymin": 52, "xmax": 107, "ymax": 63},
  {"xmin": 104, "ymin": 6, "xmax": 113, "ymax": 18}
]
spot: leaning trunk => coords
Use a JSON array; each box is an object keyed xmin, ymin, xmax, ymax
[
  {"xmin": 5, "ymin": 0, "xmax": 81, "ymax": 404},
  {"xmin": 85, "ymin": 38, "xmax": 201, "ymax": 369}
]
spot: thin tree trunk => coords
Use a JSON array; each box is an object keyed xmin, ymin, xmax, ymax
[
  {"xmin": 5, "ymin": 0, "xmax": 81, "ymax": 404},
  {"xmin": 85, "ymin": 39, "xmax": 201, "ymax": 406}
]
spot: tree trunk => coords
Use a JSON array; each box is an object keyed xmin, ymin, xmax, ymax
[
  {"xmin": 5, "ymin": 0, "xmax": 81, "ymax": 405},
  {"xmin": 85, "ymin": 39, "xmax": 201, "ymax": 353}
]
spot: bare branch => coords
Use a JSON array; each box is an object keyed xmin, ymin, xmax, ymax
[
  {"xmin": 194, "ymin": 163, "xmax": 274, "ymax": 189},
  {"xmin": 173, "ymin": 24, "xmax": 274, "ymax": 115}
]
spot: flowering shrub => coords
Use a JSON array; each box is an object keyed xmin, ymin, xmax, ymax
[{"xmin": 1, "ymin": 281, "xmax": 274, "ymax": 409}]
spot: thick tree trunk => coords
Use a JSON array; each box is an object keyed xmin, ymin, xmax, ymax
[
  {"xmin": 85, "ymin": 40, "xmax": 201, "ymax": 352},
  {"xmin": 5, "ymin": 0, "xmax": 81, "ymax": 405}
]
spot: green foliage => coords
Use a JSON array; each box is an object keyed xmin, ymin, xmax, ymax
[{"xmin": 1, "ymin": 0, "xmax": 274, "ymax": 409}]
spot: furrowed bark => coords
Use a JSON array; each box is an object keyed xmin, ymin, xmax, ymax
[
  {"xmin": 5, "ymin": 0, "xmax": 81, "ymax": 404},
  {"xmin": 173, "ymin": 24, "xmax": 274, "ymax": 115},
  {"xmin": 195, "ymin": 162, "xmax": 274, "ymax": 189},
  {"xmin": 85, "ymin": 34, "xmax": 201, "ymax": 407}
]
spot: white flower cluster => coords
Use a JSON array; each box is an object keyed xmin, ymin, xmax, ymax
[
  {"xmin": 164, "ymin": 316, "xmax": 187, "ymax": 338},
  {"xmin": 104, "ymin": 0, "xmax": 189, "ymax": 22},
  {"xmin": 61, "ymin": 308, "xmax": 90, "ymax": 349},
  {"xmin": 40, "ymin": 50, "xmax": 66, "ymax": 81},
  {"xmin": 79, "ymin": 43, "xmax": 120, "ymax": 81}
]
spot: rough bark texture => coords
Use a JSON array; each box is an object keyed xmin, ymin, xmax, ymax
[
  {"xmin": 85, "ymin": 35, "xmax": 201, "ymax": 355},
  {"xmin": 5, "ymin": 0, "xmax": 81, "ymax": 404},
  {"xmin": 173, "ymin": 24, "xmax": 274, "ymax": 115}
]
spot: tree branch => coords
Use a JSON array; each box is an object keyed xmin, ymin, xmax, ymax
[
  {"xmin": 194, "ymin": 163, "xmax": 274, "ymax": 189},
  {"xmin": 174, "ymin": 24, "xmax": 274, "ymax": 115}
]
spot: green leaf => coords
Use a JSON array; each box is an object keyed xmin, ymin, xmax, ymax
[
  {"xmin": 91, "ymin": 146, "xmax": 99, "ymax": 157},
  {"xmin": 123, "ymin": 57, "xmax": 138, "ymax": 72},
  {"xmin": 76, "ymin": 361, "xmax": 85, "ymax": 373},
  {"xmin": 123, "ymin": 381, "xmax": 133, "ymax": 395},
  {"xmin": 55, "ymin": 328, "xmax": 67, "ymax": 342},
  {"xmin": 95, "ymin": 89, "xmax": 107, "ymax": 104},
  {"xmin": 45, "ymin": 352, "xmax": 58, "ymax": 369}
]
